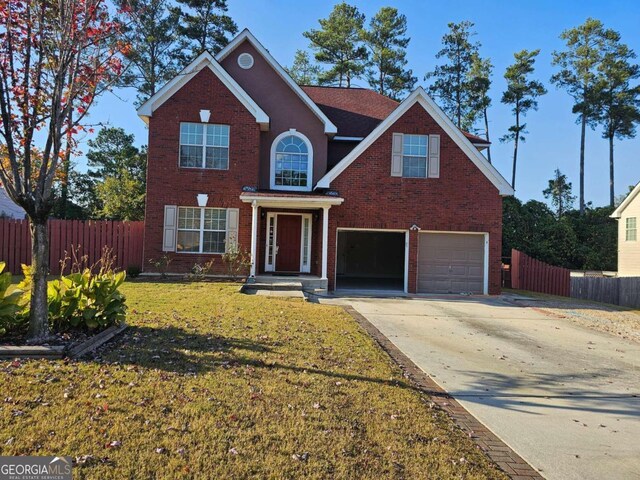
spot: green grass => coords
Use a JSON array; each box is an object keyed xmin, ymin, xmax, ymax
[{"xmin": 1, "ymin": 281, "xmax": 507, "ymax": 479}]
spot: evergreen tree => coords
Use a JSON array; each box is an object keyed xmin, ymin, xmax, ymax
[
  {"xmin": 362, "ymin": 6, "xmax": 416, "ymax": 99},
  {"xmin": 303, "ymin": 3, "xmax": 369, "ymax": 87},
  {"xmin": 286, "ymin": 50, "xmax": 323, "ymax": 85},
  {"xmin": 467, "ymin": 53, "xmax": 493, "ymax": 161},
  {"xmin": 425, "ymin": 21, "xmax": 480, "ymax": 130},
  {"xmin": 501, "ymin": 49, "xmax": 547, "ymax": 188},
  {"xmin": 593, "ymin": 40, "xmax": 640, "ymax": 207},
  {"xmin": 74, "ymin": 128, "xmax": 147, "ymax": 221},
  {"xmin": 118, "ymin": 0, "xmax": 186, "ymax": 105},
  {"xmin": 551, "ymin": 18, "xmax": 621, "ymax": 214},
  {"xmin": 172, "ymin": 0, "xmax": 237, "ymax": 59},
  {"xmin": 543, "ymin": 169, "xmax": 576, "ymax": 218}
]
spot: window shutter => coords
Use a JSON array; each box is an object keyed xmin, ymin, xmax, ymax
[
  {"xmin": 226, "ymin": 208, "xmax": 240, "ymax": 252},
  {"xmin": 391, "ymin": 133, "xmax": 403, "ymax": 177},
  {"xmin": 428, "ymin": 134, "xmax": 440, "ymax": 178},
  {"xmin": 163, "ymin": 205, "xmax": 177, "ymax": 252}
]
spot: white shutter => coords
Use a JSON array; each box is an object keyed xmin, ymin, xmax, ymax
[
  {"xmin": 225, "ymin": 208, "xmax": 239, "ymax": 252},
  {"xmin": 163, "ymin": 205, "xmax": 177, "ymax": 251},
  {"xmin": 428, "ymin": 134, "xmax": 440, "ymax": 178},
  {"xmin": 391, "ymin": 133, "xmax": 403, "ymax": 177}
]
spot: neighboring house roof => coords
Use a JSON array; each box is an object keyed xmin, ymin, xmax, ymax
[
  {"xmin": 0, "ymin": 186, "xmax": 25, "ymax": 218},
  {"xmin": 315, "ymin": 87, "xmax": 514, "ymax": 196},
  {"xmin": 611, "ymin": 181, "xmax": 640, "ymax": 218},
  {"xmin": 137, "ymin": 51, "xmax": 270, "ymax": 129},
  {"xmin": 216, "ymin": 29, "xmax": 338, "ymax": 135}
]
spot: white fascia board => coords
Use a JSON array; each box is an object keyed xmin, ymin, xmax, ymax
[
  {"xmin": 611, "ymin": 181, "xmax": 640, "ymax": 218},
  {"xmin": 136, "ymin": 51, "xmax": 269, "ymax": 130},
  {"xmin": 316, "ymin": 87, "xmax": 514, "ymax": 196},
  {"xmin": 239, "ymin": 194, "xmax": 344, "ymax": 208},
  {"xmin": 216, "ymin": 29, "xmax": 338, "ymax": 135}
]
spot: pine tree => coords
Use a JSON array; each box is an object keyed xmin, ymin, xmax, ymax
[
  {"xmin": 551, "ymin": 18, "xmax": 621, "ymax": 214},
  {"xmin": 593, "ymin": 40, "xmax": 640, "ymax": 207},
  {"xmin": 543, "ymin": 169, "xmax": 576, "ymax": 218},
  {"xmin": 425, "ymin": 21, "xmax": 480, "ymax": 130},
  {"xmin": 172, "ymin": 0, "xmax": 237, "ymax": 59},
  {"xmin": 303, "ymin": 3, "xmax": 368, "ymax": 87},
  {"xmin": 286, "ymin": 50, "xmax": 323, "ymax": 85},
  {"xmin": 501, "ymin": 49, "xmax": 547, "ymax": 189},
  {"xmin": 362, "ymin": 6, "xmax": 416, "ymax": 99},
  {"xmin": 467, "ymin": 53, "xmax": 493, "ymax": 161},
  {"xmin": 118, "ymin": 0, "xmax": 186, "ymax": 105}
]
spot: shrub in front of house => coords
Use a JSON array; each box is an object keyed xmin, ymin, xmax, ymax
[{"xmin": 0, "ymin": 251, "xmax": 127, "ymax": 338}]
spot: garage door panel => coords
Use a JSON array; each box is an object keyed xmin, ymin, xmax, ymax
[{"xmin": 417, "ymin": 233, "xmax": 485, "ymax": 294}]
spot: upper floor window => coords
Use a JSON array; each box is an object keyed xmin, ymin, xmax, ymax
[
  {"xmin": 402, "ymin": 134, "xmax": 428, "ymax": 178},
  {"xmin": 270, "ymin": 131, "xmax": 313, "ymax": 191},
  {"xmin": 179, "ymin": 122, "xmax": 229, "ymax": 170},
  {"xmin": 626, "ymin": 217, "xmax": 637, "ymax": 241}
]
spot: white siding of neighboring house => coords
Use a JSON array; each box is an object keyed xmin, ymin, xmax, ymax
[
  {"xmin": 0, "ymin": 187, "xmax": 25, "ymax": 219},
  {"xmin": 618, "ymin": 193, "xmax": 640, "ymax": 276}
]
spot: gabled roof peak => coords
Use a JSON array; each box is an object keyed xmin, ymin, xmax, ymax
[
  {"xmin": 215, "ymin": 29, "xmax": 338, "ymax": 135},
  {"xmin": 611, "ymin": 182, "xmax": 640, "ymax": 218},
  {"xmin": 136, "ymin": 50, "xmax": 269, "ymax": 129},
  {"xmin": 316, "ymin": 86, "xmax": 514, "ymax": 196}
]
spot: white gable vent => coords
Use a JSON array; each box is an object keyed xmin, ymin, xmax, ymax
[{"xmin": 238, "ymin": 53, "xmax": 254, "ymax": 69}]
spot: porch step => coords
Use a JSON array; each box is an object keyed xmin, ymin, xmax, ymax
[
  {"xmin": 244, "ymin": 275, "xmax": 328, "ymax": 293},
  {"xmin": 248, "ymin": 281, "xmax": 303, "ymax": 291}
]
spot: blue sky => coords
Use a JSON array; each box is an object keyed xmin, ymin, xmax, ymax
[{"xmin": 86, "ymin": 0, "xmax": 640, "ymax": 206}]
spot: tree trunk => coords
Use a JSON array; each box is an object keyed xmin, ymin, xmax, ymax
[
  {"xmin": 511, "ymin": 135, "xmax": 519, "ymax": 189},
  {"xmin": 609, "ymin": 134, "xmax": 615, "ymax": 208},
  {"xmin": 511, "ymin": 112, "xmax": 519, "ymax": 189},
  {"xmin": 484, "ymin": 107, "xmax": 491, "ymax": 163},
  {"xmin": 27, "ymin": 219, "xmax": 50, "ymax": 342},
  {"xmin": 579, "ymin": 115, "xmax": 586, "ymax": 214}
]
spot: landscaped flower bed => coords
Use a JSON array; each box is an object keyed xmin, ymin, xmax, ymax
[{"xmin": 0, "ymin": 249, "xmax": 127, "ymax": 348}]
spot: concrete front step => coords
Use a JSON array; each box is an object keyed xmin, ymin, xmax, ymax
[{"xmin": 248, "ymin": 275, "xmax": 327, "ymax": 292}]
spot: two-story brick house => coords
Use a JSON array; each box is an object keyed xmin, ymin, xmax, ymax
[{"xmin": 138, "ymin": 29, "xmax": 513, "ymax": 294}]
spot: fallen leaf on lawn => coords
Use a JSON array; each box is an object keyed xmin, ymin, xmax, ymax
[
  {"xmin": 106, "ymin": 440, "xmax": 121, "ymax": 448},
  {"xmin": 292, "ymin": 452, "xmax": 310, "ymax": 462},
  {"xmin": 228, "ymin": 447, "xmax": 239, "ymax": 455},
  {"xmin": 155, "ymin": 447, "xmax": 166, "ymax": 454}
]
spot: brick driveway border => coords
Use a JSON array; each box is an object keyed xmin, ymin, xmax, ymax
[{"xmin": 343, "ymin": 305, "xmax": 545, "ymax": 480}]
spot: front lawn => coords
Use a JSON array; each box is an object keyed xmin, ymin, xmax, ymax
[{"xmin": 0, "ymin": 282, "xmax": 506, "ymax": 479}]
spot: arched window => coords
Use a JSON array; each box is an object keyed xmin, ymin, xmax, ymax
[{"xmin": 270, "ymin": 131, "xmax": 313, "ymax": 191}]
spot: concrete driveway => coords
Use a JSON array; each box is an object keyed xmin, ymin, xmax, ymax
[{"xmin": 330, "ymin": 295, "xmax": 640, "ymax": 480}]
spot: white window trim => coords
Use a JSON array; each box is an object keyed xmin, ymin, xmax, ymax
[
  {"xmin": 265, "ymin": 212, "xmax": 312, "ymax": 273},
  {"xmin": 270, "ymin": 130, "xmax": 313, "ymax": 192},
  {"xmin": 179, "ymin": 122, "xmax": 230, "ymax": 170},
  {"xmin": 177, "ymin": 206, "xmax": 227, "ymax": 254},
  {"xmin": 626, "ymin": 217, "xmax": 637, "ymax": 242}
]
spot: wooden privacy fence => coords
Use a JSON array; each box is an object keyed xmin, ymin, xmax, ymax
[
  {"xmin": 571, "ymin": 276, "xmax": 640, "ymax": 308},
  {"xmin": 0, "ymin": 219, "xmax": 144, "ymax": 275},
  {"xmin": 510, "ymin": 249, "xmax": 571, "ymax": 297}
]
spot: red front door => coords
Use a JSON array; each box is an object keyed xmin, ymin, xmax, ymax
[{"xmin": 276, "ymin": 215, "xmax": 302, "ymax": 272}]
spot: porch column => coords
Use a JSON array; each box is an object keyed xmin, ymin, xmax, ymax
[
  {"xmin": 250, "ymin": 200, "xmax": 258, "ymax": 278},
  {"xmin": 321, "ymin": 206, "xmax": 330, "ymax": 280}
]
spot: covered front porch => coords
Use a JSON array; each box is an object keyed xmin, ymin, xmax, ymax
[{"xmin": 240, "ymin": 191, "xmax": 344, "ymax": 290}]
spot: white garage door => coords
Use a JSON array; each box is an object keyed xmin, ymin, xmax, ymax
[{"xmin": 417, "ymin": 233, "xmax": 485, "ymax": 294}]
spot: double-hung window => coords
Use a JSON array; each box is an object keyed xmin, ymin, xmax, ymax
[
  {"xmin": 626, "ymin": 217, "xmax": 637, "ymax": 241},
  {"xmin": 179, "ymin": 122, "xmax": 229, "ymax": 169},
  {"xmin": 177, "ymin": 207, "xmax": 227, "ymax": 253},
  {"xmin": 402, "ymin": 134, "xmax": 428, "ymax": 178}
]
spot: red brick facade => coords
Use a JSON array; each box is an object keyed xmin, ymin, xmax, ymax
[
  {"xmin": 327, "ymin": 104, "xmax": 503, "ymax": 294},
  {"xmin": 144, "ymin": 67, "xmax": 260, "ymax": 274},
  {"xmin": 142, "ymin": 43, "xmax": 504, "ymax": 294}
]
